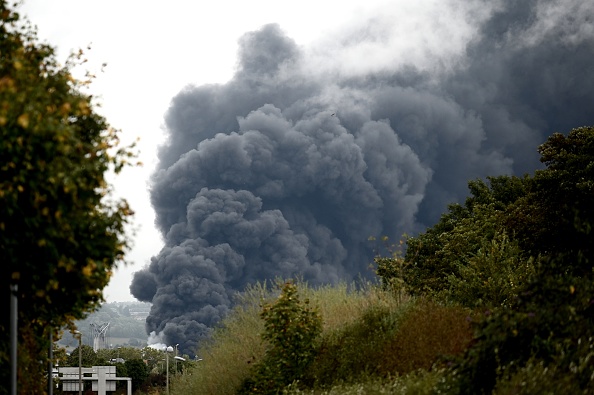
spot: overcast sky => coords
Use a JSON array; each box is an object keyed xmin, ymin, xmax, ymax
[{"xmin": 19, "ymin": 0, "xmax": 405, "ymax": 302}]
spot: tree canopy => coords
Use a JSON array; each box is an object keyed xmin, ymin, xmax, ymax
[
  {"xmin": 0, "ymin": 2, "xmax": 137, "ymax": 392},
  {"xmin": 377, "ymin": 125, "xmax": 594, "ymax": 393}
]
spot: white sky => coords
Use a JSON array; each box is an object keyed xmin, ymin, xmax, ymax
[{"xmin": 19, "ymin": 0, "xmax": 406, "ymax": 302}]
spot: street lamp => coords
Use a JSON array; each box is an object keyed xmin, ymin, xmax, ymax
[
  {"xmin": 165, "ymin": 345, "xmax": 173, "ymax": 394},
  {"xmin": 174, "ymin": 344, "xmax": 179, "ymax": 376},
  {"xmin": 73, "ymin": 331, "xmax": 82, "ymax": 395}
]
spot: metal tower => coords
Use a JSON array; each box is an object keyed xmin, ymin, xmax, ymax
[{"xmin": 90, "ymin": 322, "xmax": 110, "ymax": 352}]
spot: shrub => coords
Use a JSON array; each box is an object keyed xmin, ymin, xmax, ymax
[
  {"xmin": 383, "ymin": 299, "xmax": 474, "ymax": 374},
  {"xmin": 493, "ymin": 357, "xmax": 586, "ymax": 395},
  {"xmin": 307, "ymin": 298, "xmax": 473, "ymax": 389},
  {"xmin": 307, "ymin": 303, "xmax": 406, "ymax": 387},
  {"xmin": 442, "ymin": 271, "xmax": 594, "ymax": 395}
]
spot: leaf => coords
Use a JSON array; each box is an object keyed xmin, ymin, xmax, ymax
[{"xmin": 17, "ymin": 113, "xmax": 29, "ymax": 128}]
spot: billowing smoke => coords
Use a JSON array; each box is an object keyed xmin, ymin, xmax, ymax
[{"xmin": 130, "ymin": 0, "xmax": 594, "ymax": 357}]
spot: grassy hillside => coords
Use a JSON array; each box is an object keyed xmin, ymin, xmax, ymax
[{"xmin": 168, "ymin": 280, "xmax": 473, "ymax": 395}]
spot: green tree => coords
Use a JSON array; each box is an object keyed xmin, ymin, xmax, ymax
[
  {"xmin": 399, "ymin": 175, "xmax": 531, "ymax": 303},
  {"xmin": 442, "ymin": 126, "xmax": 594, "ymax": 394},
  {"xmin": 65, "ymin": 344, "xmax": 99, "ymax": 367},
  {"xmin": 0, "ymin": 2, "xmax": 137, "ymax": 393},
  {"xmin": 125, "ymin": 358, "xmax": 150, "ymax": 390},
  {"xmin": 509, "ymin": 126, "xmax": 594, "ymax": 272},
  {"xmin": 95, "ymin": 345, "xmax": 143, "ymax": 365},
  {"xmin": 374, "ymin": 126, "xmax": 594, "ymax": 393},
  {"xmin": 239, "ymin": 280, "xmax": 322, "ymax": 394},
  {"xmin": 444, "ymin": 230, "xmax": 535, "ymax": 309}
]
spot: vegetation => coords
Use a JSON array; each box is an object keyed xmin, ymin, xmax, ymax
[
  {"xmin": 238, "ymin": 280, "xmax": 323, "ymax": 394},
  {"xmin": 168, "ymin": 280, "xmax": 473, "ymax": 395},
  {"xmin": 0, "ymin": 2, "xmax": 137, "ymax": 393},
  {"xmin": 163, "ymin": 126, "xmax": 594, "ymax": 395},
  {"xmin": 401, "ymin": 126, "xmax": 594, "ymax": 394},
  {"xmin": 1, "ymin": 2, "xmax": 592, "ymax": 394}
]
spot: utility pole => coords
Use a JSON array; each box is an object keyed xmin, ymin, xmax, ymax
[
  {"xmin": 10, "ymin": 284, "xmax": 18, "ymax": 395},
  {"xmin": 74, "ymin": 331, "xmax": 82, "ymax": 395},
  {"xmin": 48, "ymin": 329, "xmax": 53, "ymax": 395},
  {"xmin": 175, "ymin": 344, "xmax": 179, "ymax": 376},
  {"xmin": 165, "ymin": 345, "xmax": 173, "ymax": 394}
]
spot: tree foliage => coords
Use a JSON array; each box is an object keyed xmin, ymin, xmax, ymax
[
  {"xmin": 239, "ymin": 280, "xmax": 322, "ymax": 394},
  {"xmin": 512, "ymin": 126, "xmax": 594, "ymax": 271},
  {"xmin": 397, "ymin": 175, "xmax": 533, "ymax": 303},
  {"xmin": 65, "ymin": 344, "xmax": 100, "ymax": 367},
  {"xmin": 0, "ymin": 2, "xmax": 137, "ymax": 393},
  {"xmin": 376, "ymin": 125, "xmax": 594, "ymax": 393},
  {"xmin": 444, "ymin": 230, "xmax": 535, "ymax": 309},
  {"xmin": 125, "ymin": 358, "xmax": 150, "ymax": 390},
  {"xmin": 448, "ymin": 127, "xmax": 594, "ymax": 394}
]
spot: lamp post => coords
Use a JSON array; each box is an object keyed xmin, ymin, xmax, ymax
[
  {"xmin": 174, "ymin": 344, "xmax": 179, "ymax": 376},
  {"xmin": 165, "ymin": 345, "xmax": 173, "ymax": 394},
  {"xmin": 73, "ymin": 331, "xmax": 82, "ymax": 395},
  {"xmin": 10, "ymin": 283, "xmax": 17, "ymax": 395},
  {"xmin": 48, "ymin": 328, "xmax": 53, "ymax": 395}
]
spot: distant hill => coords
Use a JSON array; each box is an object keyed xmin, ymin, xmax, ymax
[{"xmin": 57, "ymin": 301, "xmax": 151, "ymax": 351}]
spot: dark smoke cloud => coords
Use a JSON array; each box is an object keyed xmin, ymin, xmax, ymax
[{"xmin": 130, "ymin": 0, "xmax": 594, "ymax": 357}]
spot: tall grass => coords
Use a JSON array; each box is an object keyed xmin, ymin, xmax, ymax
[
  {"xmin": 170, "ymin": 282, "xmax": 271, "ymax": 395},
  {"xmin": 169, "ymin": 280, "xmax": 473, "ymax": 395}
]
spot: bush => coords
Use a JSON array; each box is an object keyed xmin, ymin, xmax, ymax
[
  {"xmin": 307, "ymin": 303, "xmax": 406, "ymax": 387},
  {"xmin": 384, "ymin": 300, "xmax": 473, "ymax": 374},
  {"xmin": 307, "ymin": 298, "xmax": 473, "ymax": 389},
  {"xmin": 493, "ymin": 357, "xmax": 586, "ymax": 395},
  {"xmin": 441, "ymin": 271, "xmax": 594, "ymax": 395}
]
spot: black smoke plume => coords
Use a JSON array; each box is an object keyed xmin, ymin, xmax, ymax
[{"xmin": 130, "ymin": 0, "xmax": 594, "ymax": 357}]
